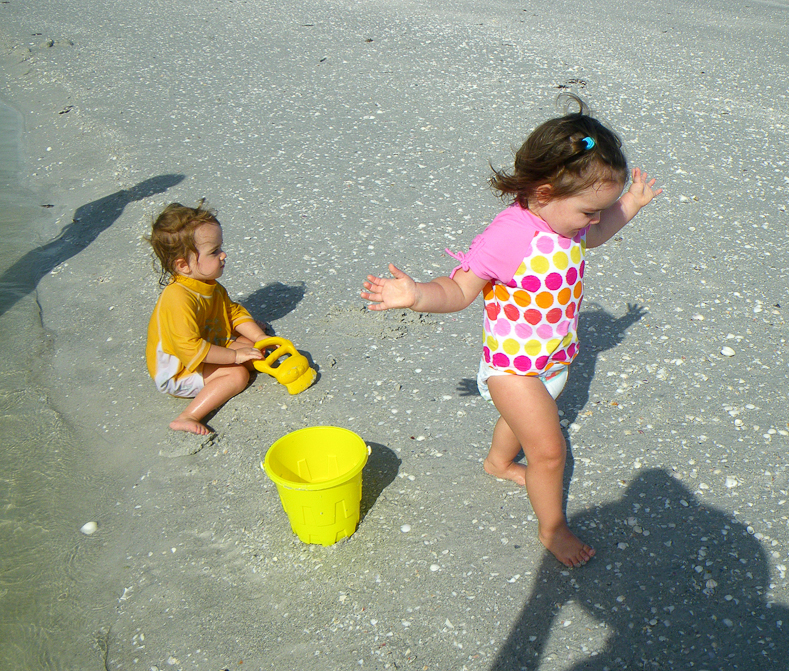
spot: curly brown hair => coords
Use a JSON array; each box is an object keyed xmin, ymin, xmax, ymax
[
  {"xmin": 490, "ymin": 94, "xmax": 628, "ymax": 209},
  {"xmin": 147, "ymin": 200, "xmax": 218, "ymax": 285}
]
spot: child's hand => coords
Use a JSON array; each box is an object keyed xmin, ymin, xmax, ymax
[
  {"xmin": 233, "ymin": 347, "xmax": 264, "ymax": 365},
  {"xmin": 361, "ymin": 263, "xmax": 417, "ymax": 311},
  {"xmin": 627, "ymin": 167, "xmax": 662, "ymax": 208}
]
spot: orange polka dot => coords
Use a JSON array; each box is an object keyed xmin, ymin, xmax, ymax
[
  {"xmin": 495, "ymin": 284, "xmax": 510, "ymax": 301},
  {"xmin": 573, "ymin": 283, "xmax": 583, "ymax": 299},
  {"xmin": 557, "ymin": 288, "xmax": 571, "ymax": 305},
  {"xmin": 536, "ymin": 291, "xmax": 554, "ymax": 309},
  {"xmin": 513, "ymin": 290, "xmax": 531, "ymax": 307},
  {"xmin": 483, "ymin": 283, "xmax": 495, "ymax": 300}
]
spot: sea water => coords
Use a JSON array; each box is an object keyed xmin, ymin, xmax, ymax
[{"xmin": 0, "ymin": 99, "xmax": 112, "ymax": 669}]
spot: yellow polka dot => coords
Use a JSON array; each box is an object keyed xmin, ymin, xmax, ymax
[
  {"xmin": 494, "ymin": 284, "xmax": 510, "ymax": 301},
  {"xmin": 570, "ymin": 247, "xmax": 581, "ymax": 264},
  {"xmin": 486, "ymin": 335, "xmax": 499, "ymax": 351},
  {"xmin": 536, "ymin": 291, "xmax": 554, "ymax": 309},
  {"xmin": 524, "ymin": 340, "xmax": 542, "ymax": 356},
  {"xmin": 562, "ymin": 333, "xmax": 573, "ymax": 347},
  {"xmin": 546, "ymin": 338, "xmax": 560, "ymax": 353},
  {"xmin": 513, "ymin": 290, "xmax": 531, "ymax": 307},
  {"xmin": 530, "ymin": 256, "xmax": 549, "ymax": 274},
  {"xmin": 503, "ymin": 339, "xmax": 520, "ymax": 355},
  {"xmin": 557, "ymin": 288, "xmax": 571, "ymax": 305},
  {"xmin": 515, "ymin": 261, "xmax": 528, "ymax": 276},
  {"xmin": 552, "ymin": 251, "xmax": 569, "ymax": 270}
]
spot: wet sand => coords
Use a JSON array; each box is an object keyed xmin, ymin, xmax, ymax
[{"xmin": 1, "ymin": 0, "xmax": 788, "ymax": 669}]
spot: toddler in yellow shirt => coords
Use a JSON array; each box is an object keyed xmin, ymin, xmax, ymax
[{"xmin": 146, "ymin": 201, "xmax": 266, "ymax": 435}]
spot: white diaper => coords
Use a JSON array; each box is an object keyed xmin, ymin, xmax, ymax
[{"xmin": 476, "ymin": 359, "xmax": 568, "ymax": 402}]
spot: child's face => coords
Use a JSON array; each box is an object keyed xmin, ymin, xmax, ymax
[
  {"xmin": 179, "ymin": 222, "xmax": 226, "ymax": 281},
  {"xmin": 532, "ymin": 180, "xmax": 624, "ymax": 238}
]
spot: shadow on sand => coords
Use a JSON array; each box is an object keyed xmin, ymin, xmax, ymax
[
  {"xmin": 0, "ymin": 174, "xmax": 184, "ymax": 317},
  {"xmin": 490, "ymin": 469, "xmax": 788, "ymax": 670},
  {"xmin": 360, "ymin": 441, "xmax": 401, "ymax": 521}
]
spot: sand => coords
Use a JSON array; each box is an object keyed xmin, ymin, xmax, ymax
[{"xmin": 1, "ymin": 0, "xmax": 789, "ymax": 668}]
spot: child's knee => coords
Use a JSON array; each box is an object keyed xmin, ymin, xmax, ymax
[
  {"xmin": 229, "ymin": 364, "xmax": 250, "ymax": 391},
  {"xmin": 533, "ymin": 440, "xmax": 566, "ymax": 470}
]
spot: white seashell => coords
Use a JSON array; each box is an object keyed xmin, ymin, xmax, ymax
[
  {"xmin": 720, "ymin": 346, "xmax": 736, "ymax": 357},
  {"xmin": 80, "ymin": 521, "xmax": 98, "ymax": 535},
  {"xmin": 400, "ymin": 524, "xmax": 411, "ymax": 533},
  {"xmin": 430, "ymin": 564, "xmax": 439, "ymax": 572}
]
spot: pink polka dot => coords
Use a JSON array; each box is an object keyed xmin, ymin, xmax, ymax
[
  {"xmin": 535, "ymin": 355, "xmax": 549, "ymax": 370},
  {"xmin": 566, "ymin": 267, "xmax": 577, "ymax": 285},
  {"xmin": 513, "ymin": 356, "xmax": 532, "ymax": 372},
  {"xmin": 521, "ymin": 275, "xmax": 541, "ymax": 292},
  {"xmin": 494, "ymin": 319, "xmax": 512, "ymax": 337},
  {"xmin": 553, "ymin": 350, "xmax": 567, "ymax": 362},
  {"xmin": 492, "ymin": 352, "xmax": 510, "ymax": 368},
  {"xmin": 556, "ymin": 321, "xmax": 570, "ymax": 336},
  {"xmin": 484, "ymin": 316, "xmax": 491, "ymax": 332},
  {"xmin": 579, "ymin": 260, "xmax": 585, "ymax": 278},
  {"xmin": 483, "ymin": 347, "xmax": 491, "ymax": 363},
  {"xmin": 567, "ymin": 343, "xmax": 577, "ymax": 359},
  {"xmin": 545, "ymin": 272, "xmax": 563, "ymax": 290},
  {"xmin": 557, "ymin": 237, "xmax": 572, "ymax": 250},
  {"xmin": 536, "ymin": 324, "xmax": 554, "ymax": 340},
  {"xmin": 536, "ymin": 236, "xmax": 555, "ymax": 254},
  {"xmin": 514, "ymin": 323, "xmax": 533, "ymax": 339}
]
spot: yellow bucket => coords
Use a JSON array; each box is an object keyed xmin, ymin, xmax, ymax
[{"xmin": 263, "ymin": 426, "xmax": 369, "ymax": 546}]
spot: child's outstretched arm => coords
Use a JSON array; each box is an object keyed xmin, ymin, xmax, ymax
[
  {"xmin": 587, "ymin": 167, "xmax": 662, "ymax": 249},
  {"xmin": 362, "ymin": 263, "xmax": 486, "ymax": 314}
]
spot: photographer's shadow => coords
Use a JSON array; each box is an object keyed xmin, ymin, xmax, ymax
[
  {"xmin": 0, "ymin": 173, "xmax": 184, "ymax": 317},
  {"xmin": 490, "ymin": 469, "xmax": 789, "ymax": 670}
]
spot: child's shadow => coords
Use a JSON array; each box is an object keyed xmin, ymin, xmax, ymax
[
  {"xmin": 242, "ymin": 281, "xmax": 306, "ymax": 328},
  {"xmin": 490, "ymin": 469, "xmax": 789, "ymax": 670},
  {"xmin": 360, "ymin": 441, "xmax": 401, "ymax": 521},
  {"xmin": 0, "ymin": 173, "xmax": 184, "ymax": 317}
]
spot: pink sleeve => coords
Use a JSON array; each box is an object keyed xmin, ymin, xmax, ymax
[{"xmin": 446, "ymin": 207, "xmax": 539, "ymax": 284}]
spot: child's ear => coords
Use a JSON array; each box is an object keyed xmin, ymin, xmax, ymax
[
  {"xmin": 534, "ymin": 184, "xmax": 553, "ymax": 205},
  {"xmin": 174, "ymin": 257, "xmax": 191, "ymax": 275}
]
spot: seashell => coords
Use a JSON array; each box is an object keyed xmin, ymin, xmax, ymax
[
  {"xmin": 80, "ymin": 521, "xmax": 98, "ymax": 535},
  {"xmin": 720, "ymin": 346, "xmax": 736, "ymax": 357}
]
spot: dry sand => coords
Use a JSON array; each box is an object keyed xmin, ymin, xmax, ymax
[{"xmin": 1, "ymin": 0, "xmax": 789, "ymax": 669}]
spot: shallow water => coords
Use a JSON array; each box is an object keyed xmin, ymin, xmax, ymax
[{"xmin": 0, "ymin": 99, "xmax": 112, "ymax": 670}]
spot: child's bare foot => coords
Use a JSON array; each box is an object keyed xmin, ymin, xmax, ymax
[
  {"xmin": 483, "ymin": 457, "xmax": 527, "ymax": 486},
  {"xmin": 170, "ymin": 415, "xmax": 211, "ymax": 435},
  {"xmin": 539, "ymin": 524, "xmax": 595, "ymax": 568}
]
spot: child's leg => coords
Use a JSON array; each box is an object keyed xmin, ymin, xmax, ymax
[
  {"xmin": 170, "ymin": 338, "xmax": 256, "ymax": 435},
  {"xmin": 486, "ymin": 374, "xmax": 594, "ymax": 568}
]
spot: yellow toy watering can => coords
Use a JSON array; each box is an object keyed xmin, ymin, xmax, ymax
[{"xmin": 253, "ymin": 337, "xmax": 316, "ymax": 395}]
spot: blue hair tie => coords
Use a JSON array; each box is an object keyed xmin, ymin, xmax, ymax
[{"xmin": 581, "ymin": 136, "xmax": 595, "ymax": 150}]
